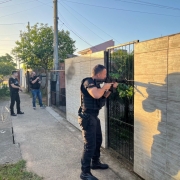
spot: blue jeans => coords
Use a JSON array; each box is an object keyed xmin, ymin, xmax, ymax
[{"xmin": 31, "ymin": 89, "xmax": 43, "ymax": 107}]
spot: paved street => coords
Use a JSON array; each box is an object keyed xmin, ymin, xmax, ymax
[
  {"xmin": 0, "ymin": 93, "xmax": 140, "ymax": 180},
  {"xmin": 11, "ymin": 93, "xmax": 120, "ymax": 180}
]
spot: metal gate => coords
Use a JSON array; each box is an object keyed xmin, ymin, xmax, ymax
[
  {"xmin": 105, "ymin": 40, "xmax": 139, "ymax": 164},
  {"xmin": 50, "ymin": 71, "xmax": 66, "ymax": 113}
]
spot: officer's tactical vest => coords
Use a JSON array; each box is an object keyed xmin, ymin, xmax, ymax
[{"xmin": 80, "ymin": 77, "xmax": 106, "ymax": 110}]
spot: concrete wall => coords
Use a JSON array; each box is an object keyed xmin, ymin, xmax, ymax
[
  {"xmin": 134, "ymin": 33, "xmax": 180, "ymax": 180},
  {"xmin": 65, "ymin": 51, "xmax": 108, "ymax": 148}
]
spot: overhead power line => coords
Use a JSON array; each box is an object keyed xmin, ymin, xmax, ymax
[
  {"xmin": 62, "ymin": 22, "xmax": 95, "ymax": 48},
  {"xmin": 0, "ymin": 23, "xmax": 25, "ymax": 25},
  {"xmin": 21, "ymin": 0, "xmax": 110, "ymax": 52},
  {"xmin": 115, "ymin": 0, "xmax": 180, "ymax": 11},
  {"xmin": 36, "ymin": 0, "xmax": 53, "ymax": 8},
  {"xmin": 0, "ymin": 2, "xmax": 51, "ymax": 19},
  {"xmin": 0, "ymin": 40, "xmax": 17, "ymax": 42},
  {"xmin": 59, "ymin": 12, "xmax": 104, "ymax": 52},
  {"xmin": 60, "ymin": 2, "xmax": 106, "ymax": 42},
  {"xmin": 37, "ymin": 0, "xmax": 100, "ymax": 49},
  {"xmin": 62, "ymin": 0, "xmax": 180, "ymax": 17},
  {"xmin": 0, "ymin": 0, "xmax": 36, "ymax": 8},
  {"xmin": 59, "ymin": 23, "xmax": 64, "ymax": 30},
  {"xmin": 58, "ymin": 12, "xmax": 94, "ymax": 47},
  {"xmin": 0, "ymin": 34, "xmax": 19, "ymax": 36},
  {"xmin": 0, "ymin": 0, "xmax": 12, "ymax": 4},
  {"xmin": 62, "ymin": 2, "xmax": 120, "ymax": 43}
]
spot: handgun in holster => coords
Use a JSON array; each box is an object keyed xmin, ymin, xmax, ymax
[{"xmin": 78, "ymin": 107, "xmax": 90, "ymax": 130}]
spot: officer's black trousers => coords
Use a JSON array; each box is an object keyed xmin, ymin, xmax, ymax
[
  {"xmin": 10, "ymin": 93, "xmax": 20, "ymax": 114},
  {"xmin": 80, "ymin": 114, "xmax": 102, "ymax": 173}
]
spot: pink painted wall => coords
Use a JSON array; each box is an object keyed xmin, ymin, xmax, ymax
[{"xmin": 91, "ymin": 40, "xmax": 114, "ymax": 53}]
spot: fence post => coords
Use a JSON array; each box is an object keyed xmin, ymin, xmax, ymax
[
  {"xmin": 104, "ymin": 50, "xmax": 109, "ymax": 148},
  {"xmin": 46, "ymin": 72, "xmax": 51, "ymax": 106}
]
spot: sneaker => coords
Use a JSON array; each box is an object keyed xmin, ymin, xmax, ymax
[
  {"xmin": 91, "ymin": 160, "xmax": 109, "ymax": 170},
  {"xmin": 33, "ymin": 107, "xmax": 36, "ymax": 110},
  {"xmin": 40, "ymin": 105, "xmax": 45, "ymax": 109},
  {"xmin": 80, "ymin": 172, "xmax": 98, "ymax": 180}
]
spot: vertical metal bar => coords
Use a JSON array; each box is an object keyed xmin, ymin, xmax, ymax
[
  {"xmin": 104, "ymin": 51, "xmax": 110, "ymax": 148},
  {"xmin": 129, "ymin": 126, "xmax": 130, "ymax": 161},
  {"xmin": 132, "ymin": 43, "xmax": 135, "ymax": 163},
  {"xmin": 109, "ymin": 49, "xmax": 111, "ymax": 74},
  {"xmin": 124, "ymin": 45, "xmax": 126, "ymax": 79},
  {"xmin": 128, "ymin": 44, "xmax": 130, "ymax": 82}
]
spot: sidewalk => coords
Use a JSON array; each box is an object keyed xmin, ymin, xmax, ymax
[
  {"xmin": 0, "ymin": 101, "xmax": 21, "ymax": 165},
  {"xmin": 12, "ymin": 93, "xmax": 139, "ymax": 180}
]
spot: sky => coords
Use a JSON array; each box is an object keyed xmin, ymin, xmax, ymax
[{"xmin": 0, "ymin": 0, "xmax": 180, "ymax": 57}]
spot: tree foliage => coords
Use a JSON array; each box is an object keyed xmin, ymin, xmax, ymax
[
  {"xmin": 0, "ymin": 54, "xmax": 16, "ymax": 83},
  {"xmin": 12, "ymin": 23, "xmax": 76, "ymax": 70},
  {"xmin": 110, "ymin": 49, "xmax": 134, "ymax": 99}
]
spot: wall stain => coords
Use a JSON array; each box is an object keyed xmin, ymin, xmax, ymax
[{"xmin": 66, "ymin": 61, "xmax": 75, "ymax": 83}]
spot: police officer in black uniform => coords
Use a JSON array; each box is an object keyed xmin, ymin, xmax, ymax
[
  {"xmin": 78, "ymin": 64, "xmax": 118, "ymax": 180},
  {"xmin": 9, "ymin": 70, "xmax": 24, "ymax": 116}
]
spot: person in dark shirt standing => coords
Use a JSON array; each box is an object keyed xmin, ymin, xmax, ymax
[
  {"xmin": 9, "ymin": 70, "xmax": 24, "ymax": 116},
  {"xmin": 29, "ymin": 71, "xmax": 45, "ymax": 110}
]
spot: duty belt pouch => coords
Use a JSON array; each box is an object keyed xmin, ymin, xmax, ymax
[{"xmin": 78, "ymin": 111, "xmax": 90, "ymax": 131}]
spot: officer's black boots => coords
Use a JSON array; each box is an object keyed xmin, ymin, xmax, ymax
[
  {"xmin": 11, "ymin": 111, "xmax": 24, "ymax": 116},
  {"xmin": 80, "ymin": 172, "xmax": 98, "ymax": 180},
  {"xmin": 17, "ymin": 111, "xmax": 24, "ymax": 114},
  {"xmin": 91, "ymin": 160, "xmax": 109, "ymax": 170},
  {"xmin": 11, "ymin": 113, "xmax": 17, "ymax": 116}
]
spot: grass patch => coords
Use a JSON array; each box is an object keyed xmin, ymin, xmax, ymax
[
  {"xmin": 0, "ymin": 160, "xmax": 43, "ymax": 180},
  {"xmin": 0, "ymin": 96, "xmax": 10, "ymax": 101}
]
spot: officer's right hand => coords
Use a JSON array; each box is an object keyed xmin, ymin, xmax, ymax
[
  {"xmin": 103, "ymin": 83, "xmax": 113, "ymax": 90},
  {"xmin": 19, "ymin": 87, "xmax": 23, "ymax": 91},
  {"xmin": 36, "ymin": 77, "xmax": 39, "ymax": 80}
]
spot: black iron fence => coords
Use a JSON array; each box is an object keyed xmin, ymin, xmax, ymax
[
  {"xmin": 105, "ymin": 40, "xmax": 139, "ymax": 164},
  {"xmin": 51, "ymin": 89, "xmax": 66, "ymax": 113},
  {"xmin": 50, "ymin": 73, "xmax": 66, "ymax": 113}
]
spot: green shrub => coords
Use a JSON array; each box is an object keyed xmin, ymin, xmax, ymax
[{"xmin": 0, "ymin": 84, "xmax": 10, "ymax": 97}]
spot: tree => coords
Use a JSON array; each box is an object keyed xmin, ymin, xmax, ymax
[
  {"xmin": 12, "ymin": 23, "xmax": 76, "ymax": 71},
  {"xmin": 0, "ymin": 54, "xmax": 16, "ymax": 83}
]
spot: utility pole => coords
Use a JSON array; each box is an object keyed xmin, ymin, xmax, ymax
[
  {"xmin": 53, "ymin": 0, "xmax": 59, "ymax": 105},
  {"xmin": 28, "ymin": 21, "xmax": 30, "ymax": 31}
]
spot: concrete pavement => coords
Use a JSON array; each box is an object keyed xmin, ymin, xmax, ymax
[
  {"xmin": 0, "ymin": 101, "xmax": 21, "ymax": 165},
  {"xmin": 11, "ymin": 93, "xmax": 140, "ymax": 180}
]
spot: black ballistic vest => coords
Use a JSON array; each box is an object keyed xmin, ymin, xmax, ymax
[{"xmin": 80, "ymin": 77, "xmax": 106, "ymax": 111}]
